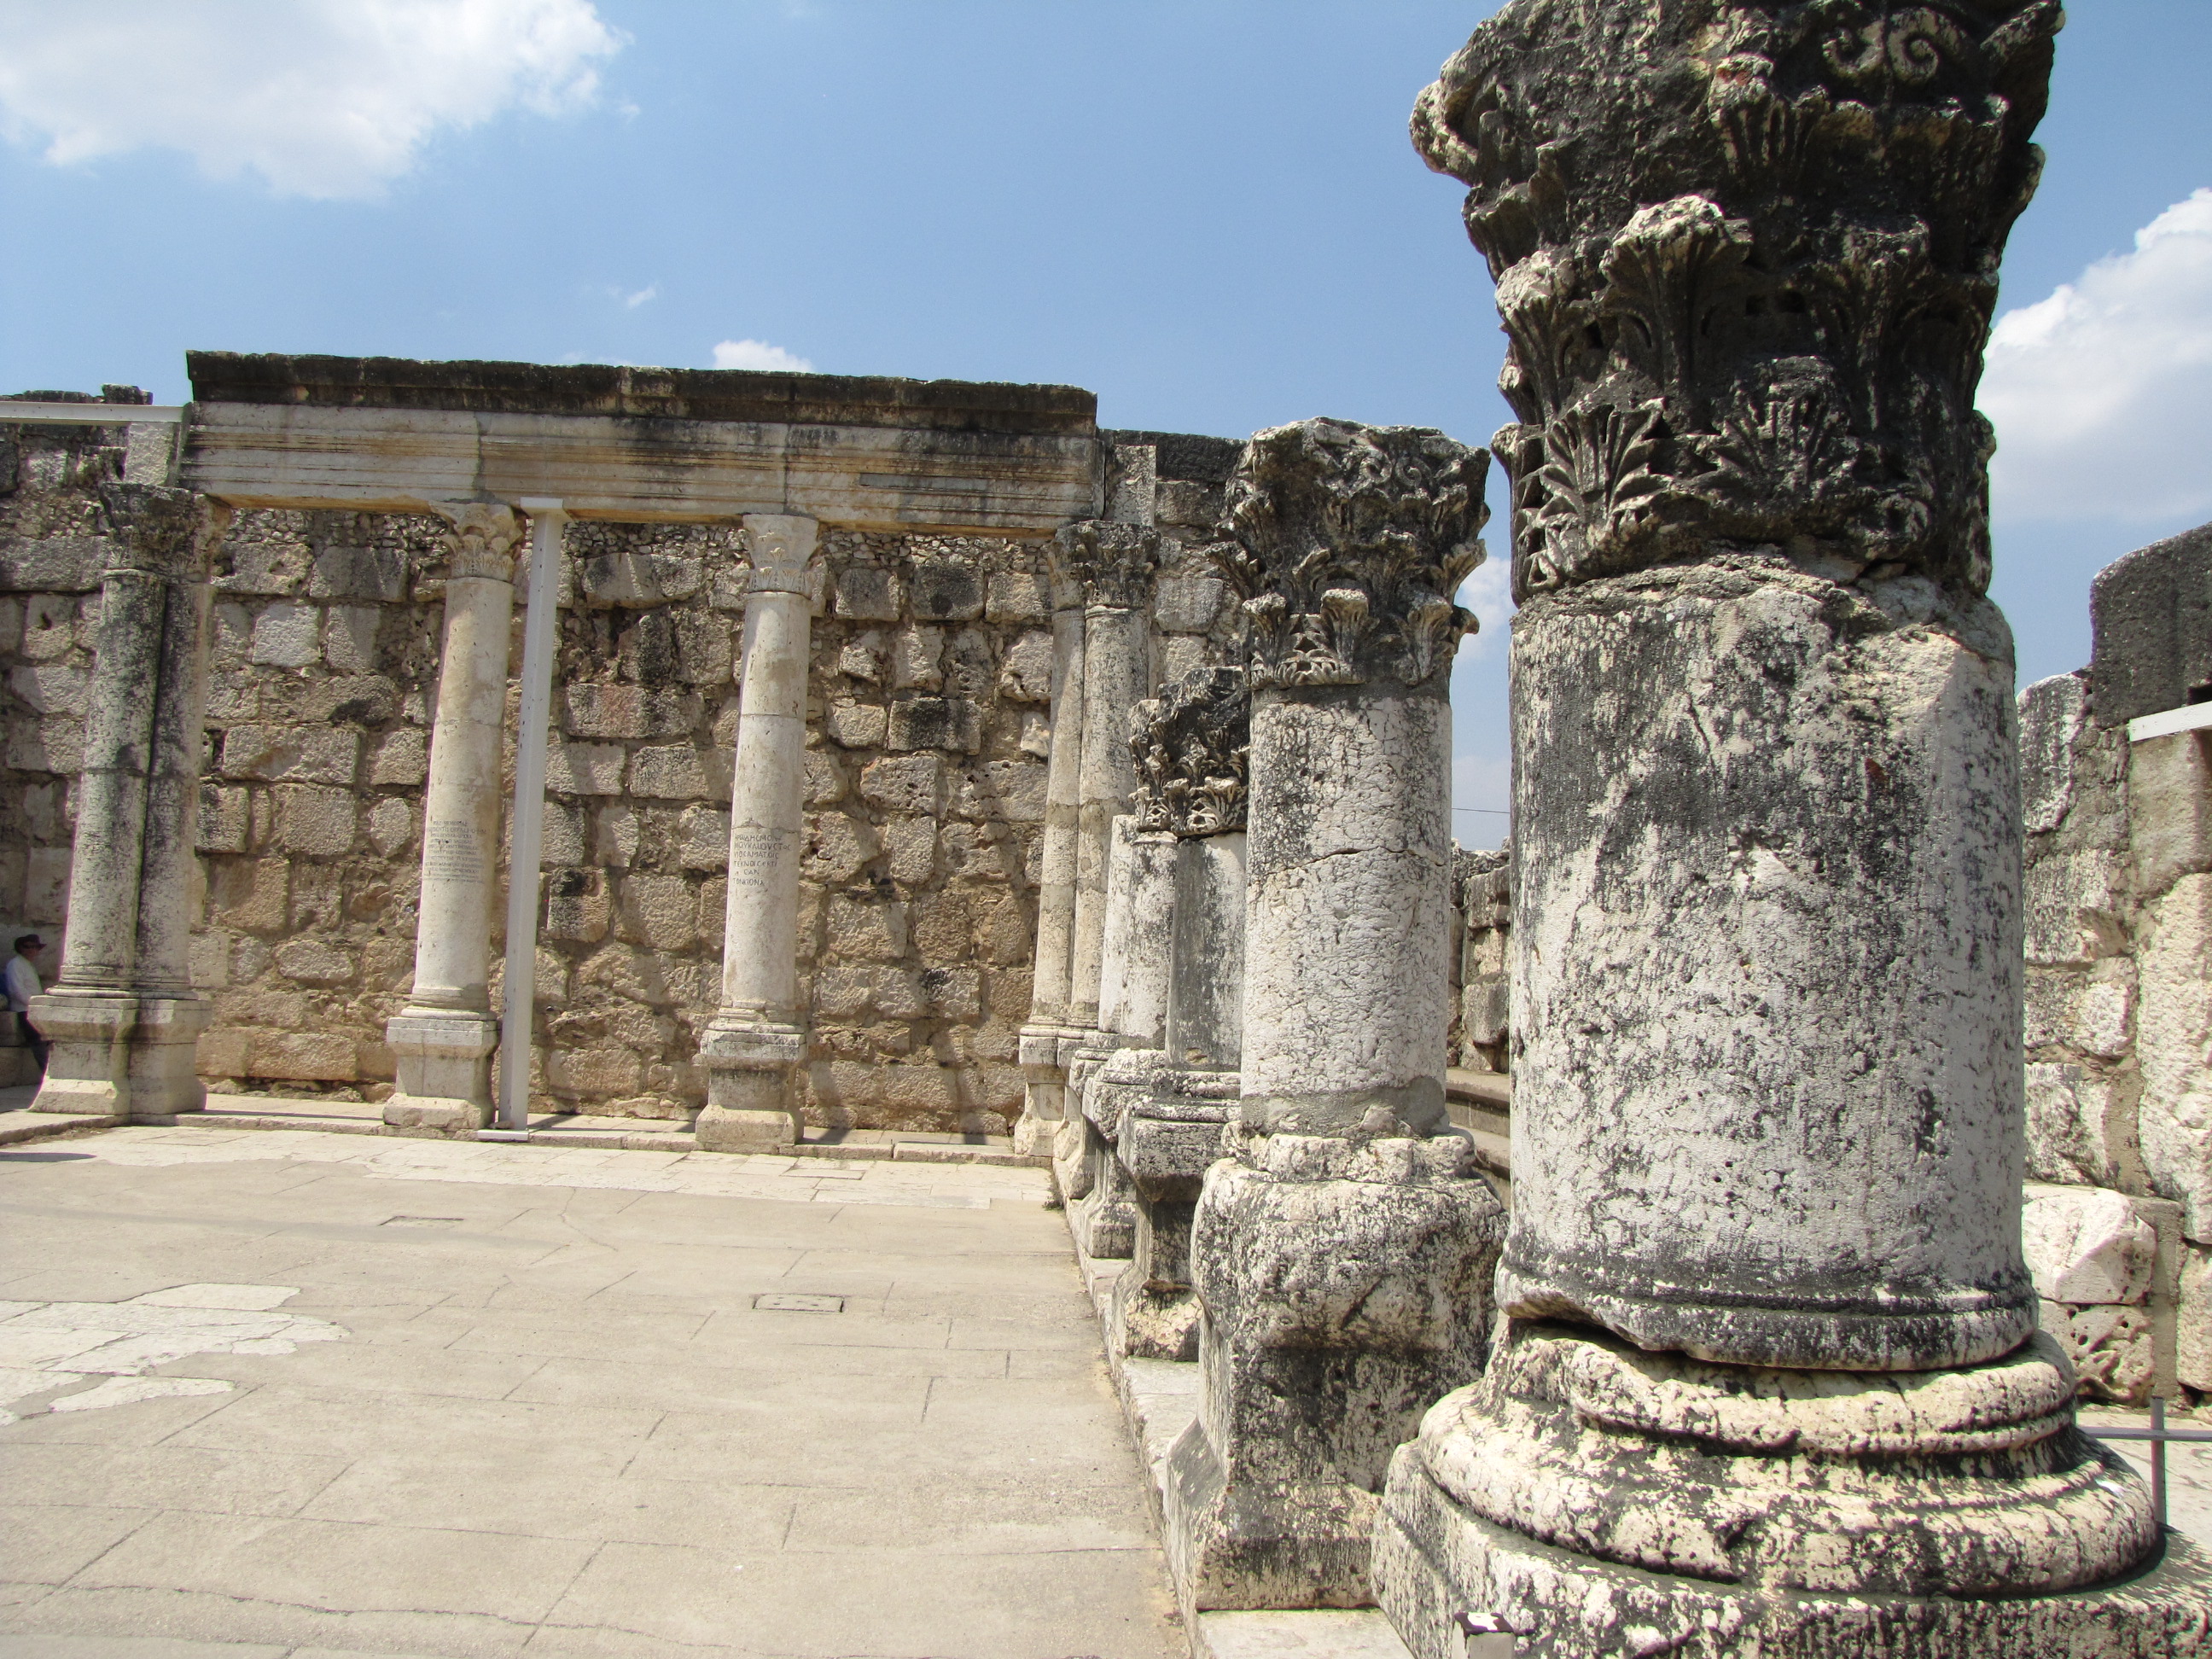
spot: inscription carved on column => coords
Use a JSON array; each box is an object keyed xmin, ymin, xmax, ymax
[
  {"xmin": 1206, "ymin": 418, "xmax": 1489, "ymax": 690},
  {"xmin": 1412, "ymin": 0, "xmax": 2061, "ymax": 603},
  {"xmin": 726, "ymin": 822, "xmax": 795, "ymax": 894},
  {"xmin": 1131, "ymin": 667, "xmax": 1250, "ymax": 837}
]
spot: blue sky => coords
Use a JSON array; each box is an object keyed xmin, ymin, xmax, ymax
[{"xmin": 3, "ymin": 1, "xmax": 2209, "ymax": 847}]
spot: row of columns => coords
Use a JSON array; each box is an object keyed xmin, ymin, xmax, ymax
[{"xmin": 34, "ymin": 493, "xmax": 824, "ymax": 1146}]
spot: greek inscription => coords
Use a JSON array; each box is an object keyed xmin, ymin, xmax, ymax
[{"xmin": 421, "ymin": 820, "xmax": 486, "ymax": 886}]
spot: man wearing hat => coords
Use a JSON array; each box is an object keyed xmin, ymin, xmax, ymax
[{"xmin": 7, "ymin": 934, "xmax": 48, "ymax": 1075}]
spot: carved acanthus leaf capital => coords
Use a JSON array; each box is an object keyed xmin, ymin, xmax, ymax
[
  {"xmin": 1055, "ymin": 521, "xmax": 1161, "ymax": 611},
  {"xmin": 1130, "ymin": 667, "xmax": 1250, "ymax": 837},
  {"xmin": 97, "ymin": 483, "xmax": 231, "ymax": 579},
  {"xmin": 743, "ymin": 513, "xmax": 818, "ymax": 595},
  {"xmin": 433, "ymin": 504, "xmax": 524, "ymax": 583},
  {"xmin": 1415, "ymin": 0, "xmax": 2056, "ymax": 603},
  {"xmin": 1207, "ymin": 419, "xmax": 1489, "ymax": 690}
]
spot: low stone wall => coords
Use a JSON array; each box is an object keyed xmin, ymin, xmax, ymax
[{"xmin": 1, "ymin": 408, "xmax": 1237, "ymax": 1133}]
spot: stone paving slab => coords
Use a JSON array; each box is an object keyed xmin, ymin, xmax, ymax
[{"xmin": 0, "ymin": 1126, "xmax": 1183, "ymax": 1659}]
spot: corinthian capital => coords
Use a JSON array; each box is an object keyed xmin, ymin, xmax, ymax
[
  {"xmin": 97, "ymin": 483, "xmax": 232, "ymax": 579},
  {"xmin": 743, "ymin": 514, "xmax": 818, "ymax": 595},
  {"xmin": 1131, "ymin": 667, "xmax": 1250, "ymax": 837},
  {"xmin": 1415, "ymin": 0, "xmax": 2058, "ymax": 602},
  {"xmin": 1055, "ymin": 521, "xmax": 1161, "ymax": 611},
  {"xmin": 433, "ymin": 504, "xmax": 523, "ymax": 583},
  {"xmin": 1208, "ymin": 418, "xmax": 1488, "ymax": 690}
]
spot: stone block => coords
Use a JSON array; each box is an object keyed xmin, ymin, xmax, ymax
[
  {"xmin": 246, "ymin": 1029, "xmax": 357, "ymax": 1082},
  {"xmin": 909, "ymin": 890, "xmax": 975, "ymax": 963},
  {"xmin": 220, "ymin": 725, "xmax": 361, "ymax": 786},
  {"xmin": 2024, "ymin": 1062, "xmax": 2128, "ymax": 1188},
  {"xmin": 580, "ymin": 549, "xmax": 702, "ymax": 606},
  {"xmin": 824, "ymin": 893, "xmax": 908, "ymax": 962},
  {"xmin": 2136, "ymin": 870, "xmax": 2212, "ymax": 1239},
  {"xmin": 812, "ymin": 964, "xmax": 876, "ymax": 1020},
  {"xmin": 20, "ymin": 593, "xmax": 77, "ymax": 661},
  {"xmin": 367, "ymin": 798, "xmax": 416, "ymax": 857},
  {"xmin": 879, "ymin": 1062, "xmax": 963, "ymax": 1114},
  {"xmin": 307, "ymin": 541, "xmax": 407, "ymax": 602},
  {"xmin": 910, "ymin": 558, "xmax": 984, "ymax": 621},
  {"xmin": 2128, "ymin": 730, "xmax": 2212, "ymax": 899},
  {"xmin": 11, "ymin": 714, "xmax": 84, "ymax": 775},
  {"xmin": 23, "ymin": 847, "xmax": 70, "ymax": 923},
  {"xmin": 1018, "ymin": 711, "xmax": 1052, "ymax": 759},
  {"xmin": 364, "ymin": 727, "xmax": 427, "ymax": 788},
  {"xmin": 629, "ymin": 744, "xmax": 713, "ymax": 800},
  {"xmin": 274, "ymin": 938, "xmax": 356, "ymax": 986},
  {"xmin": 804, "ymin": 813, "xmax": 880, "ymax": 884},
  {"xmin": 323, "ymin": 604, "xmax": 381, "ymax": 672},
  {"xmin": 548, "ymin": 742, "xmax": 625, "ymax": 796},
  {"xmin": 824, "ymin": 700, "xmax": 888, "ymax": 748},
  {"xmin": 871, "ymin": 968, "xmax": 928, "ymax": 1020},
  {"xmin": 921, "ymin": 966, "xmax": 983, "ymax": 1021},
  {"xmin": 1463, "ymin": 975, "xmax": 1510, "ymax": 1047},
  {"xmin": 544, "ymin": 868, "xmax": 610, "ymax": 943},
  {"xmin": 2021, "ymin": 1184, "xmax": 2158, "ymax": 1304},
  {"xmin": 197, "ymin": 784, "xmax": 250, "ymax": 854},
  {"xmin": 1155, "ymin": 480, "xmax": 1223, "ymax": 527},
  {"xmin": 249, "ymin": 602, "xmax": 323, "ymax": 667},
  {"xmin": 883, "ymin": 818, "xmax": 938, "ymax": 885},
  {"xmin": 2089, "ymin": 522, "xmax": 2212, "ymax": 728},
  {"xmin": 207, "ymin": 859, "xmax": 288, "ymax": 934},
  {"xmin": 2019, "ymin": 672, "xmax": 2087, "ymax": 835},
  {"xmin": 274, "ymin": 785, "xmax": 357, "ymax": 857},
  {"xmin": 1155, "ymin": 576, "xmax": 1225, "ymax": 634},
  {"xmin": 1158, "ymin": 636, "xmax": 1209, "ymax": 690},
  {"xmin": 562, "ymin": 684, "xmax": 701, "ymax": 741},
  {"xmin": 675, "ymin": 612, "xmax": 736, "ymax": 684},
  {"xmin": 860, "ymin": 754, "xmax": 946, "ymax": 817},
  {"xmin": 887, "ymin": 696, "xmax": 983, "ymax": 754},
  {"xmin": 9, "ymin": 661, "xmax": 88, "ymax": 716},
  {"xmin": 595, "ymin": 801, "xmax": 641, "ymax": 867},
  {"xmin": 837, "ymin": 633, "xmax": 884, "ymax": 684},
  {"xmin": 195, "ymin": 1027, "xmax": 248, "ymax": 1080},
  {"xmin": 546, "ymin": 1047, "xmax": 644, "ymax": 1095},
  {"xmin": 996, "ymin": 631, "xmax": 1056, "ymax": 703},
  {"xmin": 2039, "ymin": 1300, "xmax": 2157, "ymax": 1404},
  {"xmin": 968, "ymin": 760, "xmax": 1049, "ymax": 824},
  {"xmin": 189, "ymin": 931, "xmax": 230, "ymax": 992},
  {"xmin": 986, "ymin": 571, "xmax": 1049, "ymax": 623},
  {"xmin": 835, "ymin": 568, "xmax": 901, "ymax": 621},
  {"xmin": 681, "ymin": 806, "xmax": 730, "ymax": 870},
  {"xmin": 2024, "ymin": 962, "xmax": 2134, "ymax": 1059},
  {"xmin": 2024, "ymin": 848, "xmax": 2127, "ymax": 966},
  {"xmin": 2180, "ymin": 1246, "xmax": 2212, "ymax": 1393},
  {"xmin": 616, "ymin": 873, "xmax": 698, "ymax": 951},
  {"xmin": 300, "ymin": 674, "xmax": 399, "ymax": 726},
  {"xmin": 804, "ymin": 750, "xmax": 848, "ymax": 806},
  {"xmin": 890, "ymin": 627, "xmax": 943, "ymax": 690}
]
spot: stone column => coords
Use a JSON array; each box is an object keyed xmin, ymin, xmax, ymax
[
  {"xmin": 1377, "ymin": 7, "xmax": 2209, "ymax": 1653},
  {"xmin": 384, "ymin": 504, "xmax": 523, "ymax": 1137},
  {"xmin": 1163, "ymin": 421, "xmax": 1507, "ymax": 1614},
  {"xmin": 32, "ymin": 484, "xmax": 230, "ymax": 1121},
  {"xmin": 1014, "ymin": 550, "xmax": 1087, "ymax": 1155},
  {"xmin": 1109, "ymin": 667, "xmax": 1251, "ymax": 1361},
  {"xmin": 696, "ymin": 514, "xmax": 818, "ymax": 1152},
  {"xmin": 1052, "ymin": 521, "xmax": 1159, "ymax": 1195}
]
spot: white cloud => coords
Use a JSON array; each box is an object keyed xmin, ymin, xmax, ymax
[
  {"xmin": 0, "ymin": 0, "xmax": 624, "ymax": 200},
  {"xmin": 1981, "ymin": 189, "xmax": 2212, "ymax": 523},
  {"xmin": 1454, "ymin": 553, "xmax": 1513, "ymax": 659},
  {"xmin": 713, "ymin": 339, "xmax": 815, "ymax": 373},
  {"xmin": 620, "ymin": 284, "xmax": 658, "ymax": 309}
]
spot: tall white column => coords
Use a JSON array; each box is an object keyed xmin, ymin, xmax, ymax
[
  {"xmin": 384, "ymin": 504, "xmax": 523, "ymax": 1138},
  {"xmin": 696, "ymin": 514, "xmax": 818, "ymax": 1153},
  {"xmin": 33, "ymin": 484, "xmax": 230, "ymax": 1121},
  {"xmin": 1014, "ymin": 554, "xmax": 1087, "ymax": 1156}
]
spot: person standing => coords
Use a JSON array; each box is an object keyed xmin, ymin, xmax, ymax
[{"xmin": 6, "ymin": 934, "xmax": 47, "ymax": 1075}]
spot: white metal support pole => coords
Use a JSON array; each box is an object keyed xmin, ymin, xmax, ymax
[{"xmin": 486, "ymin": 498, "xmax": 566, "ymax": 1139}]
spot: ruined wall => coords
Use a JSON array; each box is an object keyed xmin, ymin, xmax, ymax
[
  {"xmin": 1449, "ymin": 845, "xmax": 1510, "ymax": 1075},
  {"xmin": 0, "ymin": 407, "xmax": 1237, "ymax": 1134},
  {"xmin": 2017, "ymin": 526, "xmax": 2212, "ymax": 1403}
]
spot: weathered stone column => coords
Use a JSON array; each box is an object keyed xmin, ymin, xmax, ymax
[
  {"xmin": 1109, "ymin": 667, "xmax": 1250, "ymax": 1361},
  {"xmin": 1014, "ymin": 549, "xmax": 1088, "ymax": 1156},
  {"xmin": 697, "ymin": 514, "xmax": 818, "ymax": 1152},
  {"xmin": 1163, "ymin": 421, "xmax": 1507, "ymax": 1613},
  {"xmin": 384, "ymin": 504, "xmax": 523, "ymax": 1137},
  {"xmin": 1069, "ymin": 811, "xmax": 1179, "ymax": 1261},
  {"xmin": 1377, "ymin": 7, "xmax": 2210, "ymax": 1652},
  {"xmin": 1053, "ymin": 521, "xmax": 1159, "ymax": 1195},
  {"xmin": 32, "ymin": 484, "xmax": 230, "ymax": 1121}
]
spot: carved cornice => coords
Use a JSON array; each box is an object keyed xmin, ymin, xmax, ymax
[
  {"xmin": 1055, "ymin": 521, "xmax": 1161, "ymax": 611},
  {"xmin": 1131, "ymin": 667, "xmax": 1250, "ymax": 836},
  {"xmin": 96, "ymin": 483, "xmax": 232, "ymax": 579},
  {"xmin": 1207, "ymin": 419, "xmax": 1489, "ymax": 690},
  {"xmin": 743, "ymin": 512, "xmax": 818, "ymax": 595},
  {"xmin": 433, "ymin": 503, "xmax": 523, "ymax": 583},
  {"xmin": 1415, "ymin": 0, "xmax": 2058, "ymax": 602}
]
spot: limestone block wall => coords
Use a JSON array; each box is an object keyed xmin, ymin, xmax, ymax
[
  {"xmin": 2017, "ymin": 527, "xmax": 2212, "ymax": 1403},
  {"xmin": 1449, "ymin": 846, "xmax": 1510, "ymax": 1075},
  {"xmin": 0, "ymin": 406, "xmax": 1239, "ymax": 1134}
]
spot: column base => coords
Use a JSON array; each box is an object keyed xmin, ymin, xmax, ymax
[
  {"xmin": 1374, "ymin": 1318, "xmax": 2207, "ymax": 1658},
  {"xmin": 1015, "ymin": 1021, "xmax": 1074, "ymax": 1157},
  {"xmin": 696, "ymin": 1015, "xmax": 805, "ymax": 1152},
  {"xmin": 1164, "ymin": 1132, "xmax": 1507, "ymax": 1615},
  {"xmin": 1112, "ymin": 1064, "xmax": 1237, "ymax": 1363},
  {"xmin": 29, "ymin": 988, "xmax": 209, "ymax": 1121},
  {"xmin": 383, "ymin": 1009, "xmax": 497, "ymax": 1138}
]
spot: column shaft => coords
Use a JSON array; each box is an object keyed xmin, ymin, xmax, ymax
[
  {"xmin": 1014, "ymin": 581, "xmax": 1087, "ymax": 1155},
  {"xmin": 384, "ymin": 504, "xmax": 521, "ymax": 1138},
  {"xmin": 696, "ymin": 514, "xmax": 818, "ymax": 1152},
  {"xmin": 32, "ymin": 484, "xmax": 229, "ymax": 1120}
]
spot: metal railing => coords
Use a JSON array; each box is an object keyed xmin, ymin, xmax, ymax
[{"xmin": 2081, "ymin": 1398, "xmax": 2212, "ymax": 1532}]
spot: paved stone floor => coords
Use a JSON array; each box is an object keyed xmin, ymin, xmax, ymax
[{"xmin": 0, "ymin": 1126, "xmax": 1184, "ymax": 1659}]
